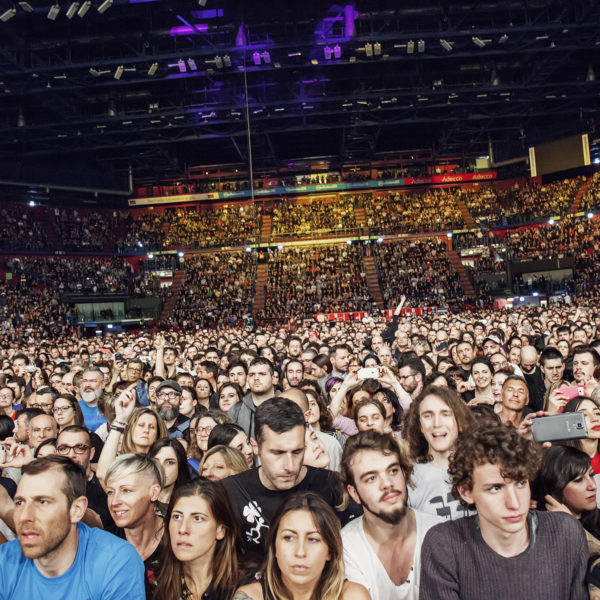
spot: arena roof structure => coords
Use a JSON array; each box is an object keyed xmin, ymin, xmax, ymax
[{"xmin": 0, "ymin": 0, "xmax": 599, "ymax": 196}]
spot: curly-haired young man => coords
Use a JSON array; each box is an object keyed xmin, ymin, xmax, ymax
[{"xmin": 420, "ymin": 423, "xmax": 588, "ymax": 600}]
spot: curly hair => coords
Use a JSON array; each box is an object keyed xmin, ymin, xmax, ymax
[
  {"xmin": 404, "ymin": 385, "xmax": 474, "ymax": 463},
  {"xmin": 449, "ymin": 422, "xmax": 540, "ymax": 510}
]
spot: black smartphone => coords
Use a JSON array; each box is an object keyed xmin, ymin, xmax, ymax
[{"xmin": 532, "ymin": 413, "xmax": 588, "ymax": 443}]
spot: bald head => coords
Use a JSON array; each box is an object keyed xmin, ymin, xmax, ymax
[
  {"xmin": 278, "ymin": 387, "xmax": 309, "ymax": 415},
  {"xmin": 520, "ymin": 345, "xmax": 538, "ymax": 373}
]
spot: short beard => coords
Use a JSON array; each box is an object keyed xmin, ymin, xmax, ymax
[
  {"xmin": 81, "ymin": 388, "xmax": 102, "ymax": 403},
  {"xmin": 18, "ymin": 517, "xmax": 71, "ymax": 560},
  {"xmin": 358, "ymin": 489, "xmax": 408, "ymax": 525},
  {"xmin": 158, "ymin": 405, "xmax": 179, "ymax": 421}
]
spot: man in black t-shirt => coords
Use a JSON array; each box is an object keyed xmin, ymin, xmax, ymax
[
  {"xmin": 222, "ymin": 397, "xmax": 355, "ymax": 564},
  {"xmin": 56, "ymin": 426, "xmax": 116, "ymax": 533}
]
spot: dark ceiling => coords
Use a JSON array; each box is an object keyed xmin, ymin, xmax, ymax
[{"xmin": 0, "ymin": 0, "xmax": 599, "ymax": 196}]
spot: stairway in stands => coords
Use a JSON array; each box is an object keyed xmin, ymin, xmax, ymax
[
  {"xmin": 354, "ymin": 205, "xmax": 368, "ymax": 234},
  {"xmin": 570, "ymin": 177, "xmax": 592, "ymax": 214},
  {"xmin": 363, "ymin": 254, "xmax": 385, "ymax": 309},
  {"xmin": 447, "ymin": 250, "xmax": 476, "ymax": 298},
  {"xmin": 35, "ymin": 207, "xmax": 59, "ymax": 250},
  {"xmin": 159, "ymin": 268, "xmax": 186, "ymax": 323},
  {"xmin": 457, "ymin": 200, "xmax": 476, "ymax": 229},
  {"xmin": 252, "ymin": 263, "xmax": 268, "ymax": 314},
  {"xmin": 259, "ymin": 214, "xmax": 272, "ymax": 243}
]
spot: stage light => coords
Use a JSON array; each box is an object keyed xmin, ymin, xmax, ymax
[
  {"xmin": 66, "ymin": 2, "xmax": 79, "ymax": 19},
  {"xmin": 77, "ymin": 0, "xmax": 91, "ymax": 16},
  {"xmin": 417, "ymin": 39, "xmax": 425, "ymax": 52},
  {"xmin": 0, "ymin": 7, "xmax": 16, "ymax": 21},
  {"xmin": 440, "ymin": 39, "xmax": 453, "ymax": 52},
  {"xmin": 333, "ymin": 45, "xmax": 341, "ymax": 58},
  {"xmin": 114, "ymin": 65, "xmax": 124, "ymax": 79},
  {"xmin": 97, "ymin": 0, "xmax": 112, "ymax": 14},
  {"xmin": 187, "ymin": 58, "xmax": 197, "ymax": 71},
  {"xmin": 47, "ymin": 4, "xmax": 60, "ymax": 20},
  {"xmin": 406, "ymin": 40, "xmax": 414, "ymax": 54},
  {"xmin": 17, "ymin": 1, "xmax": 33, "ymax": 11},
  {"xmin": 147, "ymin": 62, "xmax": 158, "ymax": 76},
  {"xmin": 472, "ymin": 36, "xmax": 485, "ymax": 48}
]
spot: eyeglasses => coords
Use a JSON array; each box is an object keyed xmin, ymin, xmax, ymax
[
  {"xmin": 31, "ymin": 403, "xmax": 53, "ymax": 410},
  {"xmin": 57, "ymin": 444, "xmax": 90, "ymax": 455},
  {"xmin": 156, "ymin": 392, "xmax": 180, "ymax": 400},
  {"xmin": 190, "ymin": 425, "xmax": 214, "ymax": 435},
  {"xmin": 52, "ymin": 406, "xmax": 73, "ymax": 414}
]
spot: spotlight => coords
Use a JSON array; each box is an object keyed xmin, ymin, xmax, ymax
[
  {"xmin": 472, "ymin": 36, "xmax": 485, "ymax": 48},
  {"xmin": 177, "ymin": 251, "xmax": 184, "ymax": 258},
  {"xmin": 17, "ymin": 1, "xmax": 33, "ymax": 11},
  {"xmin": 373, "ymin": 42, "xmax": 381, "ymax": 55},
  {"xmin": 147, "ymin": 62, "xmax": 158, "ymax": 76},
  {"xmin": 214, "ymin": 55, "xmax": 223, "ymax": 69},
  {"xmin": 28, "ymin": 200, "xmax": 35, "ymax": 207},
  {"xmin": 446, "ymin": 232, "xmax": 453, "ymax": 238},
  {"xmin": 417, "ymin": 39, "xmax": 425, "ymax": 52},
  {"xmin": 498, "ymin": 34, "xmax": 508, "ymax": 43},
  {"xmin": 223, "ymin": 54, "xmax": 231, "ymax": 67},
  {"xmin": 324, "ymin": 46, "xmax": 332, "ymax": 60},
  {"xmin": 97, "ymin": 0, "xmax": 112, "ymax": 14},
  {"xmin": 47, "ymin": 4, "xmax": 60, "ymax": 20},
  {"xmin": 333, "ymin": 44, "xmax": 341, "ymax": 58},
  {"xmin": 548, "ymin": 219, "xmax": 554, "ymax": 225},
  {"xmin": 147, "ymin": 253, "xmax": 154, "ymax": 259},
  {"xmin": 260, "ymin": 51, "xmax": 271, "ymax": 64},
  {"xmin": 177, "ymin": 59, "xmax": 186, "ymax": 73},
  {"xmin": 245, "ymin": 246, "xmax": 252, "ymax": 253},
  {"xmin": 377, "ymin": 237, "xmax": 383, "ymax": 243},
  {"xmin": 365, "ymin": 43, "xmax": 373, "ymax": 57},
  {"xmin": 77, "ymin": 0, "xmax": 91, "ymax": 16},
  {"xmin": 252, "ymin": 51, "xmax": 261, "ymax": 65},
  {"xmin": 187, "ymin": 58, "xmax": 197, "ymax": 71},
  {"xmin": 406, "ymin": 40, "xmax": 414, "ymax": 54},
  {"xmin": 66, "ymin": 2, "xmax": 79, "ymax": 18},
  {"xmin": 440, "ymin": 39, "xmax": 453, "ymax": 52},
  {"xmin": 0, "ymin": 7, "xmax": 16, "ymax": 21},
  {"xmin": 588, "ymin": 212, "xmax": 594, "ymax": 219},
  {"xmin": 346, "ymin": 240, "xmax": 352, "ymax": 245},
  {"xmin": 114, "ymin": 65, "xmax": 124, "ymax": 80}
]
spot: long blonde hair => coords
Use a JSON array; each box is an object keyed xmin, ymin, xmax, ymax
[
  {"xmin": 121, "ymin": 407, "xmax": 168, "ymax": 454},
  {"xmin": 263, "ymin": 492, "xmax": 344, "ymax": 600}
]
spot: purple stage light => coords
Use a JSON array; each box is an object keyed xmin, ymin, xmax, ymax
[{"xmin": 170, "ymin": 24, "xmax": 209, "ymax": 36}]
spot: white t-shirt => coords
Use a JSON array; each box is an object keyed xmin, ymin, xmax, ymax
[
  {"xmin": 342, "ymin": 510, "xmax": 443, "ymax": 600},
  {"xmin": 408, "ymin": 461, "xmax": 474, "ymax": 520}
]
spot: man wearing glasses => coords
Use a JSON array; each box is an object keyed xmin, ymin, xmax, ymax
[
  {"xmin": 398, "ymin": 358, "xmax": 426, "ymax": 401},
  {"xmin": 56, "ymin": 426, "xmax": 115, "ymax": 532},
  {"xmin": 29, "ymin": 387, "xmax": 58, "ymax": 416},
  {"xmin": 78, "ymin": 367, "xmax": 107, "ymax": 431},
  {"xmin": 154, "ymin": 380, "xmax": 188, "ymax": 440}
]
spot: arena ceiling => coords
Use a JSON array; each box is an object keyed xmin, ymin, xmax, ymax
[{"xmin": 0, "ymin": 0, "xmax": 599, "ymax": 195}]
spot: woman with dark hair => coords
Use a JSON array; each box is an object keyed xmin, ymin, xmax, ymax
[
  {"xmin": 207, "ymin": 422, "xmax": 254, "ymax": 468},
  {"xmin": 533, "ymin": 444, "xmax": 600, "ymax": 554},
  {"xmin": 234, "ymin": 491, "xmax": 369, "ymax": 600},
  {"xmin": 372, "ymin": 387, "xmax": 403, "ymax": 435},
  {"xmin": 215, "ymin": 382, "xmax": 244, "ymax": 414},
  {"xmin": 0, "ymin": 414, "xmax": 14, "ymax": 441},
  {"xmin": 464, "ymin": 356, "xmax": 494, "ymax": 405},
  {"xmin": 195, "ymin": 378, "xmax": 214, "ymax": 410},
  {"xmin": 154, "ymin": 478, "xmax": 240, "ymax": 600},
  {"xmin": 179, "ymin": 386, "xmax": 199, "ymax": 420},
  {"xmin": 563, "ymin": 396, "xmax": 600, "ymax": 473},
  {"xmin": 34, "ymin": 437, "xmax": 57, "ymax": 458},
  {"xmin": 148, "ymin": 438, "xmax": 191, "ymax": 517},
  {"xmin": 187, "ymin": 410, "xmax": 232, "ymax": 471}
]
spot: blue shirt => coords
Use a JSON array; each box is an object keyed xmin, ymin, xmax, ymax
[
  {"xmin": 79, "ymin": 400, "xmax": 108, "ymax": 432},
  {"xmin": 0, "ymin": 522, "xmax": 145, "ymax": 600}
]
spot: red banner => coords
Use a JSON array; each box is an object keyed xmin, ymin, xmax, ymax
[
  {"xmin": 314, "ymin": 307, "xmax": 437, "ymax": 322},
  {"xmin": 404, "ymin": 172, "xmax": 497, "ymax": 186}
]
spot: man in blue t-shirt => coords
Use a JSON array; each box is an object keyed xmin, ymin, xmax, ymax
[{"xmin": 0, "ymin": 455, "xmax": 144, "ymax": 600}]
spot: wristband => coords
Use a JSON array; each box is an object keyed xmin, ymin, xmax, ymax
[
  {"xmin": 113, "ymin": 419, "xmax": 127, "ymax": 428},
  {"xmin": 110, "ymin": 423, "xmax": 125, "ymax": 433}
]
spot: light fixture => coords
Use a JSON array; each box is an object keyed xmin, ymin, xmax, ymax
[
  {"xmin": 108, "ymin": 100, "xmax": 116, "ymax": 117},
  {"xmin": 214, "ymin": 55, "xmax": 223, "ymax": 68},
  {"xmin": 17, "ymin": 1, "xmax": 33, "ymax": 11},
  {"xmin": 178, "ymin": 251, "xmax": 184, "ymax": 258},
  {"xmin": 491, "ymin": 70, "xmax": 500, "ymax": 86},
  {"xmin": 373, "ymin": 42, "xmax": 381, "ymax": 55},
  {"xmin": 365, "ymin": 43, "xmax": 373, "ymax": 57},
  {"xmin": 406, "ymin": 40, "xmax": 414, "ymax": 54},
  {"xmin": 498, "ymin": 34, "xmax": 508, "ymax": 43},
  {"xmin": 223, "ymin": 54, "xmax": 231, "ymax": 67},
  {"xmin": 97, "ymin": 0, "xmax": 112, "ymax": 14},
  {"xmin": 114, "ymin": 65, "xmax": 124, "ymax": 79},
  {"xmin": 588, "ymin": 212, "xmax": 594, "ymax": 219},
  {"xmin": 77, "ymin": 0, "xmax": 91, "ymax": 16},
  {"xmin": 47, "ymin": 4, "xmax": 60, "ymax": 20},
  {"xmin": 418, "ymin": 39, "xmax": 425, "ymax": 52},
  {"xmin": 147, "ymin": 62, "xmax": 158, "ymax": 75},
  {"xmin": 17, "ymin": 110, "xmax": 25, "ymax": 127},
  {"xmin": 0, "ymin": 7, "xmax": 16, "ymax": 20},
  {"xmin": 198, "ymin": 0, "xmax": 207, "ymax": 5},
  {"xmin": 66, "ymin": 2, "xmax": 79, "ymax": 18},
  {"xmin": 252, "ymin": 51, "xmax": 261, "ymax": 65},
  {"xmin": 440, "ymin": 39, "xmax": 453, "ymax": 52},
  {"xmin": 333, "ymin": 44, "xmax": 341, "ymax": 58},
  {"xmin": 187, "ymin": 58, "xmax": 197, "ymax": 71},
  {"xmin": 177, "ymin": 59, "xmax": 186, "ymax": 73},
  {"xmin": 324, "ymin": 46, "xmax": 332, "ymax": 60},
  {"xmin": 260, "ymin": 51, "xmax": 271, "ymax": 64},
  {"xmin": 472, "ymin": 36, "xmax": 485, "ymax": 48},
  {"xmin": 587, "ymin": 65, "xmax": 595, "ymax": 82}
]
